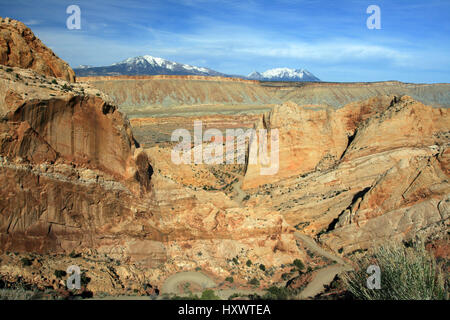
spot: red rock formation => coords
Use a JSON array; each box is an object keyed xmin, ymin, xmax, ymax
[
  {"xmin": 0, "ymin": 66, "xmax": 153, "ymax": 253},
  {"xmin": 0, "ymin": 17, "xmax": 75, "ymax": 82},
  {"xmin": 242, "ymin": 96, "xmax": 449, "ymax": 253},
  {"xmin": 0, "ymin": 25, "xmax": 302, "ymax": 294}
]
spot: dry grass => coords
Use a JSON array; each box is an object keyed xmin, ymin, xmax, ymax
[{"xmin": 343, "ymin": 239, "xmax": 448, "ymax": 300}]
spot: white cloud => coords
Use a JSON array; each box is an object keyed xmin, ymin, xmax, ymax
[{"xmin": 23, "ymin": 19, "xmax": 41, "ymax": 26}]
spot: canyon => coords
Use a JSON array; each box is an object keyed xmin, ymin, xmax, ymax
[{"xmin": 0, "ymin": 18, "xmax": 448, "ymax": 299}]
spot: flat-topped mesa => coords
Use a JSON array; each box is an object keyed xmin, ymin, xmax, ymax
[
  {"xmin": 77, "ymin": 74, "xmax": 259, "ymax": 83},
  {"xmin": 0, "ymin": 17, "xmax": 76, "ymax": 82}
]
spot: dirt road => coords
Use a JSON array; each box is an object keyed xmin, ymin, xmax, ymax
[
  {"xmin": 160, "ymin": 271, "xmax": 216, "ymax": 295},
  {"xmin": 294, "ymin": 232, "xmax": 352, "ymax": 299},
  {"xmin": 158, "ymin": 233, "xmax": 352, "ymax": 300}
]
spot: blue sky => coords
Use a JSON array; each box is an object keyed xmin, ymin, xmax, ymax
[{"xmin": 1, "ymin": 0, "xmax": 449, "ymax": 82}]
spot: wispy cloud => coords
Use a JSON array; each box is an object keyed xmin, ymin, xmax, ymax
[
  {"xmin": 22, "ymin": 19, "xmax": 41, "ymax": 26},
  {"xmin": 1, "ymin": 0, "xmax": 449, "ymax": 82}
]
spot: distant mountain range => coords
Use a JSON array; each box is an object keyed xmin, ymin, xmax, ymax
[
  {"xmin": 73, "ymin": 55, "xmax": 321, "ymax": 81},
  {"xmin": 247, "ymin": 68, "xmax": 320, "ymax": 82},
  {"xmin": 73, "ymin": 55, "xmax": 226, "ymax": 77}
]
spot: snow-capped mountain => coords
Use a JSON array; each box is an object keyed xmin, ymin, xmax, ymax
[
  {"xmin": 74, "ymin": 55, "xmax": 226, "ymax": 77},
  {"xmin": 75, "ymin": 65, "xmax": 93, "ymax": 69},
  {"xmin": 73, "ymin": 56, "xmax": 321, "ymax": 81},
  {"xmin": 247, "ymin": 68, "xmax": 320, "ymax": 82}
]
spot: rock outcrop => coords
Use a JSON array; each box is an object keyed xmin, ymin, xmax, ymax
[
  {"xmin": 0, "ymin": 22, "xmax": 304, "ymax": 296},
  {"xmin": 0, "ymin": 17, "xmax": 75, "ymax": 82},
  {"xmin": 242, "ymin": 96, "xmax": 449, "ymax": 253},
  {"xmin": 0, "ymin": 19, "xmax": 448, "ymax": 298},
  {"xmin": 0, "ymin": 65, "xmax": 153, "ymax": 253}
]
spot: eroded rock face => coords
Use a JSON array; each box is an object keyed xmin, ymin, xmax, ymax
[
  {"xmin": 0, "ymin": 66, "xmax": 153, "ymax": 254},
  {"xmin": 0, "ymin": 69, "xmax": 303, "ymax": 296},
  {"xmin": 242, "ymin": 96, "xmax": 449, "ymax": 253},
  {"xmin": 242, "ymin": 96, "xmax": 394, "ymax": 189},
  {"xmin": 0, "ymin": 17, "xmax": 75, "ymax": 82},
  {"xmin": 79, "ymin": 75, "xmax": 450, "ymax": 112},
  {"xmin": 1, "ymin": 19, "xmax": 448, "ymax": 297}
]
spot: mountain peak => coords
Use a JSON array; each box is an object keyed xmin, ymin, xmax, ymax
[
  {"xmin": 248, "ymin": 67, "xmax": 320, "ymax": 82},
  {"xmin": 74, "ymin": 55, "xmax": 225, "ymax": 77}
]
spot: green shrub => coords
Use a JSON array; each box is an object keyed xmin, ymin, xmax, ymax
[
  {"xmin": 69, "ymin": 250, "xmax": 81, "ymax": 258},
  {"xmin": 200, "ymin": 289, "xmax": 220, "ymax": 300},
  {"xmin": 51, "ymin": 79, "xmax": 57, "ymax": 84},
  {"xmin": 232, "ymin": 257, "xmax": 239, "ymax": 265},
  {"xmin": 281, "ymin": 273, "xmax": 291, "ymax": 281},
  {"xmin": 262, "ymin": 286, "xmax": 293, "ymax": 300},
  {"xmin": 0, "ymin": 288, "xmax": 38, "ymax": 300},
  {"xmin": 228, "ymin": 293, "xmax": 241, "ymax": 300},
  {"xmin": 225, "ymin": 276, "xmax": 234, "ymax": 283},
  {"xmin": 20, "ymin": 257, "xmax": 33, "ymax": 267},
  {"xmin": 5, "ymin": 68, "xmax": 13, "ymax": 73},
  {"xmin": 343, "ymin": 240, "xmax": 447, "ymax": 300},
  {"xmin": 259, "ymin": 264, "xmax": 266, "ymax": 271},
  {"xmin": 293, "ymin": 259, "xmax": 305, "ymax": 271},
  {"xmin": 248, "ymin": 278, "xmax": 260, "ymax": 287},
  {"xmin": 246, "ymin": 259, "xmax": 252, "ymax": 267},
  {"xmin": 54, "ymin": 270, "xmax": 67, "ymax": 278},
  {"xmin": 61, "ymin": 83, "xmax": 72, "ymax": 91},
  {"xmin": 80, "ymin": 272, "xmax": 91, "ymax": 287}
]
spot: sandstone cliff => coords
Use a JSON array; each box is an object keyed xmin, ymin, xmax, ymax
[
  {"xmin": 0, "ymin": 20, "xmax": 448, "ymax": 298},
  {"xmin": 0, "ymin": 65, "xmax": 153, "ymax": 253},
  {"xmin": 242, "ymin": 96, "xmax": 449, "ymax": 253},
  {"xmin": 0, "ymin": 17, "xmax": 75, "ymax": 82},
  {"xmin": 0, "ymin": 31, "xmax": 303, "ymax": 295}
]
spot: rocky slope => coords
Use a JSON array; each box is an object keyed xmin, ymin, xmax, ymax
[
  {"xmin": 0, "ymin": 19, "xmax": 448, "ymax": 299},
  {"xmin": 0, "ymin": 66, "xmax": 303, "ymax": 296},
  {"xmin": 77, "ymin": 75, "xmax": 273, "ymax": 112},
  {"xmin": 0, "ymin": 65, "xmax": 153, "ymax": 253},
  {"xmin": 0, "ymin": 21, "xmax": 305, "ymax": 296},
  {"xmin": 0, "ymin": 17, "xmax": 75, "ymax": 82},
  {"xmin": 242, "ymin": 96, "xmax": 449, "ymax": 253}
]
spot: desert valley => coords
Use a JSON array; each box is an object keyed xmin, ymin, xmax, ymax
[{"xmin": 0, "ymin": 17, "xmax": 448, "ymax": 300}]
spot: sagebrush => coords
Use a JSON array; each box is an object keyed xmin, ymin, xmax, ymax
[{"xmin": 343, "ymin": 240, "xmax": 448, "ymax": 300}]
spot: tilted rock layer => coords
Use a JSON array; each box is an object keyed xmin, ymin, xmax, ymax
[
  {"xmin": 0, "ymin": 17, "xmax": 75, "ymax": 82},
  {"xmin": 0, "ymin": 67, "xmax": 302, "ymax": 295},
  {"xmin": 242, "ymin": 96, "xmax": 449, "ymax": 253},
  {"xmin": 0, "ymin": 20, "xmax": 448, "ymax": 297}
]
